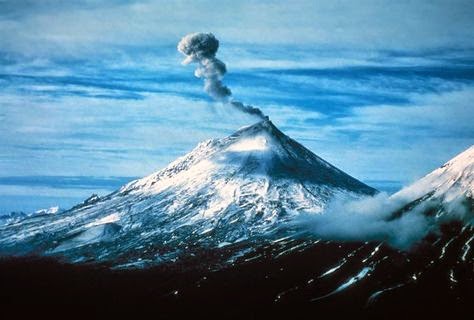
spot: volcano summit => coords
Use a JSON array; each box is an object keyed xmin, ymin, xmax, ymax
[{"xmin": 0, "ymin": 119, "xmax": 376, "ymax": 268}]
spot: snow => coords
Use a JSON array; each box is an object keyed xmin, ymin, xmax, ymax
[
  {"xmin": 392, "ymin": 145, "xmax": 474, "ymax": 204},
  {"xmin": 0, "ymin": 119, "xmax": 376, "ymax": 267},
  {"xmin": 319, "ymin": 261, "xmax": 346, "ymax": 278},
  {"xmin": 333, "ymin": 267, "xmax": 372, "ymax": 293},
  {"xmin": 362, "ymin": 243, "xmax": 382, "ymax": 263},
  {"xmin": 461, "ymin": 234, "xmax": 473, "ymax": 261},
  {"xmin": 311, "ymin": 267, "xmax": 372, "ymax": 301},
  {"xmin": 35, "ymin": 206, "xmax": 61, "ymax": 215},
  {"xmin": 367, "ymin": 283, "xmax": 404, "ymax": 304},
  {"xmin": 84, "ymin": 213, "xmax": 120, "ymax": 228},
  {"xmin": 227, "ymin": 135, "xmax": 268, "ymax": 152},
  {"xmin": 53, "ymin": 222, "xmax": 121, "ymax": 252}
]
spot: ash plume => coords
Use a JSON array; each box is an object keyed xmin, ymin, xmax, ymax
[{"xmin": 177, "ymin": 32, "xmax": 265, "ymax": 119}]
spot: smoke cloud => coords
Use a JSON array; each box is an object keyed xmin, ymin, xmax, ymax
[
  {"xmin": 178, "ymin": 32, "xmax": 265, "ymax": 119},
  {"xmin": 293, "ymin": 193, "xmax": 438, "ymax": 250}
]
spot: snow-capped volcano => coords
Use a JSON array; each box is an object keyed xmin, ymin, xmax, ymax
[
  {"xmin": 121, "ymin": 118, "xmax": 375, "ymax": 213},
  {"xmin": 392, "ymin": 145, "xmax": 474, "ymax": 220},
  {"xmin": 0, "ymin": 119, "xmax": 375, "ymax": 267}
]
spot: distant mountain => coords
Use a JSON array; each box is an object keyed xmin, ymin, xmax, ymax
[
  {"xmin": 0, "ymin": 119, "xmax": 375, "ymax": 267},
  {"xmin": 0, "ymin": 211, "xmax": 28, "ymax": 226},
  {"xmin": 392, "ymin": 145, "xmax": 473, "ymax": 222},
  {"xmin": 35, "ymin": 206, "xmax": 63, "ymax": 215},
  {"xmin": 0, "ymin": 205, "xmax": 64, "ymax": 226}
]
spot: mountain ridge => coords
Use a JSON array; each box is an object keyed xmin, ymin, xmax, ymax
[{"xmin": 392, "ymin": 145, "xmax": 474, "ymax": 221}]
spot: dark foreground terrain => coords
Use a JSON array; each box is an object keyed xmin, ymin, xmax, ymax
[{"xmin": 1, "ymin": 224, "xmax": 472, "ymax": 320}]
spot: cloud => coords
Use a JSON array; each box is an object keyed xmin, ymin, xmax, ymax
[
  {"xmin": 264, "ymin": 85, "xmax": 474, "ymax": 184},
  {"xmin": 0, "ymin": 37, "xmax": 472, "ymax": 188},
  {"xmin": 1, "ymin": 1, "xmax": 474, "ymax": 58},
  {"xmin": 2, "ymin": 59, "xmax": 473, "ymax": 183},
  {"xmin": 293, "ymin": 193, "xmax": 435, "ymax": 250},
  {"xmin": 0, "ymin": 83, "xmax": 263, "ymax": 177},
  {"xmin": 327, "ymin": 88, "xmax": 474, "ymax": 178}
]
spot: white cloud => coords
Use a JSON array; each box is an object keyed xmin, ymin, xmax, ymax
[
  {"xmin": 0, "ymin": 88, "xmax": 261, "ymax": 177},
  {"xmin": 1, "ymin": 0, "xmax": 473, "ymax": 58},
  {"xmin": 294, "ymin": 193, "xmax": 434, "ymax": 249},
  {"xmin": 280, "ymin": 87, "xmax": 474, "ymax": 183}
]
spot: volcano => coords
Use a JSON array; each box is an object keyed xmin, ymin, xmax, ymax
[
  {"xmin": 0, "ymin": 119, "xmax": 375, "ymax": 268},
  {"xmin": 0, "ymin": 123, "xmax": 472, "ymax": 318}
]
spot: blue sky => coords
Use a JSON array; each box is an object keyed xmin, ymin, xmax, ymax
[{"xmin": 0, "ymin": 0, "xmax": 473, "ymax": 213}]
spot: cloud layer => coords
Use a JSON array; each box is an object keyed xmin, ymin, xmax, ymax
[
  {"xmin": 1, "ymin": 51, "xmax": 473, "ymax": 183},
  {"xmin": 293, "ymin": 193, "xmax": 435, "ymax": 250},
  {"xmin": 1, "ymin": 0, "xmax": 474, "ymax": 57}
]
